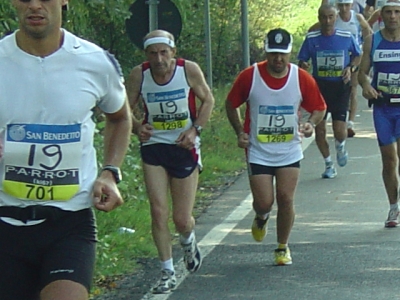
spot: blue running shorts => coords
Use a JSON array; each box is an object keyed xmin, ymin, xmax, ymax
[{"xmin": 373, "ymin": 104, "xmax": 400, "ymax": 146}]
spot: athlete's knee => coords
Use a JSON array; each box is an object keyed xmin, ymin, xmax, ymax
[
  {"xmin": 276, "ymin": 193, "xmax": 294, "ymax": 209},
  {"xmin": 252, "ymin": 199, "xmax": 273, "ymax": 214},
  {"xmin": 40, "ymin": 280, "xmax": 88, "ymax": 300},
  {"xmin": 173, "ymin": 214, "xmax": 194, "ymax": 233}
]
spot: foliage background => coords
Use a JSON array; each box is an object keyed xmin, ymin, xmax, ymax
[
  {"xmin": 1, "ymin": 0, "xmax": 320, "ymax": 82},
  {"xmin": 0, "ymin": 0, "xmax": 320, "ymax": 294}
]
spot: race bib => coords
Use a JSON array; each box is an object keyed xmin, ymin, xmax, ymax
[
  {"xmin": 316, "ymin": 50, "xmax": 344, "ymax": 78},
  {"xmin": 377, "ymin": 72, "xmax": 400, "ymax": 95},
  {"xmin": 257, "ymin": 105, "xmax": 295, "ymax": 143},
  {"xmin": 146, "ymin": 89, "xmax": 189, "ymax": 130},
  {"xmin": 2, "ymin": 124, "xmax": 82, "ymax": 201}
]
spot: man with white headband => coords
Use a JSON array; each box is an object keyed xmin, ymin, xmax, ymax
[
  {"xmin": 299, "ymin": 4, "xmax": 361, "ymax": 179},
  {"xmin": 128, "ymin": 29, "xmax": 214, "ymax": 294},
  {"xmin": 358, "ymin": 0, "xmax": 400, "ymax": 228},
  {"xmin": 226, "ymin": 28, "xmax": 326, "ymax": 266}
]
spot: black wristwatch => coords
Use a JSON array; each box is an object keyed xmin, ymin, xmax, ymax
[
  {"xmin": 193, "ymin": 124, "xmax": 203, "ymax": 136},
  {"xmin": 350, "ymin": 65, "xmax": 359, "ymax": 73},
  {"xmin": 101, "ymin": 165, "xmax": 122, "ymax": 184}
]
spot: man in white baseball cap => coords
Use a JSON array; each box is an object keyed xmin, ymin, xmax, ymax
[{"xmin": 226, "ymin": 28, "xmax": 326, "ymax": 266}]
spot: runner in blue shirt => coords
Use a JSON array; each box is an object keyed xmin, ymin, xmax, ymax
[
  {"xmin": 298, "ymin": 3, "xmax": 361, "ymax": 179},
  {"xmin": 358, "ymin": 0, "xmax": 400, "ymax": 228}
]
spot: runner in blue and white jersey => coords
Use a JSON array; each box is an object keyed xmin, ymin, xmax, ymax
[
  {"xmin": 358, "ymin": 0, "xmax": 400, "ymax": 228},
  {"xmin": 298, "ymin": 4, "xmax": 361, "ymax": 179}
]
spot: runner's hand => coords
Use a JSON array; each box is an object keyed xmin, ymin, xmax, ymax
[
  {"xmin": 92, "ymin": 176, "xmax": 124, "ymax": 212},
  {"xmin": 237, "ymin": 132, "xmax": 249, "ymax": 148},
  {"xmin": 361, "ymin": 83, "xmax": 381, "ymax": 100},
  {"xmin": 138, "ymin": 123, "xmax": 153, "ymax": 142},
  {"xmin": 175, "ymin": 127, "xmax": 196, "ymax": 150},
  {"xmin": 301, "ymin": 122, "xmax": 314, "ymax": 138},
  {"xmin": 341, "ymin": 67, "xmax": 351, "ymax": 84}
]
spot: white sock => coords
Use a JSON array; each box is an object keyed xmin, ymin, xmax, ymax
[
  {"xmin": 180, "ymin": 231, "xmax": 194, "ymax": 244},
  {"xmin": 324, "ymin": 156, "xmax": 332, "ymax": 164},
  {"xmin": 257, "ymin": 212, "xmax": 270, "ymax": 220},
  {"xmin": 161, "ymin": 258, "xmax": 174, "ymax": 272},
  {"xmin": 390, "ymin": 203, "xmax": 399, "ymax": 210}
]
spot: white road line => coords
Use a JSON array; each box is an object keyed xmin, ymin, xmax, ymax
[{"xmin": 142, "ymin": 134, "xmax": 316, "ymax": 299}]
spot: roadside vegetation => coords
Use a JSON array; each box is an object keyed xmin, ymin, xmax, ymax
[{"xmin": 1, "ymin": 0, "xmax": 321, "ymax": 296}]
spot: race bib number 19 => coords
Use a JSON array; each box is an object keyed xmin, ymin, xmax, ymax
[
  {"xmin": 316, "ymin": 50, "xmax": 344, "ymax": 78},
  {"xmin": 147, "ymin": 89, "xmax": 189, "ymax": 130},
  {"xmin": 257, "ymin": 105, "xmax": 295, "ymax": 143},
  {"xmin": 2, "ymin": 124, "xmax": 82, "ymax": 201}
]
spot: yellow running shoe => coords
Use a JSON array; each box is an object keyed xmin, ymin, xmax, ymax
[
  {"xmin": 274, "ymin": 247, "xmax": 292, "ymax": 266},
  {"xmin": 251, "ymin": 216, "xmax": 268, "ymax": 242}
]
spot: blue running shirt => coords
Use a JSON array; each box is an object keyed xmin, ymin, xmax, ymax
[{"xmin": 298, "ymin": 29, "xmax": 361, "ymax": 82}]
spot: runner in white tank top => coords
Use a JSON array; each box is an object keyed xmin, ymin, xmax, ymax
[{"xmin": 128, "ymin": 29, "xmax": 214, "ymax": 294}]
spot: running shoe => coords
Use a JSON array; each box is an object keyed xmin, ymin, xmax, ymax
[
  {"xmin": 385, "ymin": 208, "xmax": 399, "ymax": 228},
  {"xmin": 321, "ymin": 162, "xmax": 337, "ymax": 179},
  {"xmin": 336, "ymin": 144, "xmax": 348, "ymax": 167},
  {"xmin": 151, "ymin": 269, "xmax": 177, "ymax": 294},
  {"xmin": 251, "ymin": 215, "xmax": 269, "ymax": 242},
  {"xmin": 274, "ymin": 247, "xmax": 292, "ymax": 266},
  {"xmin": 181, "ymin": 235, "xmax": 202, "ymax": 273}
]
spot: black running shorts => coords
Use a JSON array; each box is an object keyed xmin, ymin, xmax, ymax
[
  {"xmin": 315, "ymin": 78, "xmax": 351, "ymax": 122},
  {"xmin": 248, "ymin": 161, "xmax": 300, "ymax": 176},
  {"xmin": 140, "ymin": 143, "xmax": 200, "ymax": 178},
  {"xmin": 0, "ymin": 208, "xmax": 97, "ymax": 300}
]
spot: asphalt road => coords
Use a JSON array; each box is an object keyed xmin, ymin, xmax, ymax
[{"xmin": 97, "ymin": 90, "xmax": 400, "ymax": 300}]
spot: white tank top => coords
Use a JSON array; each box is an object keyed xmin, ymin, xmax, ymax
[
  {"xmin": 247, "ymin": 63, "xmax": 304, "ymax": 166},
  {"xmin": 335, "ymin": 10, "xmax": 362, "ymax": 46},
  {"xmin": 140, "ymin": 59, "xmax": 196, "ymax": 145}
]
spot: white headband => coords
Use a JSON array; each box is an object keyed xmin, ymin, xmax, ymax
[
  {"xmin": 144, "ymin": 37, "xmax": 175, "ymax": 49},
  {"xmin": 382, "ymin": 0, "xmax": 400, "ymax": 7}
]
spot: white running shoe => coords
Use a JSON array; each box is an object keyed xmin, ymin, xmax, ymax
[
  {"xmin": 151, "ymin": 269, "xmax": 177, "ymax": 294},
  {"xmin": 385, "ymin": 208, "xmax": 399, "ymax": 228},
  {"xmin": 181, "ymin": 234, "xmax": 202, "ymax": 273},
  {"xmin": 321, "ymin": 162, "xmax": 337, "ymax": 179}
]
